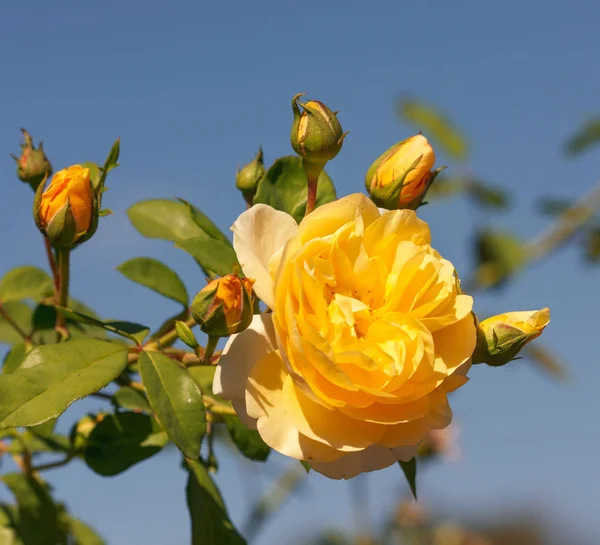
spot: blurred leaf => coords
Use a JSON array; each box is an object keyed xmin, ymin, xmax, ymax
[
  {"xmin": 117, "ymin": 257, "xmax": 189, "ymax": 307},
  {"xmin": 0, "ymin": 303, "xmax": 32, "ymax": 345},
  {"xmin": 1, "ymin": 473, "xmax": 67, "ymax": 545},
  {"xmin": 584, "ymin": 225, "xmax": 600, "ymax": 263},
  {"xmin": 398, "ymin": 98, "xmax": 468, "ymax": 161},
  {"xmin": 468, "ymin": 181, "xmax": 510, "ymax": 210},
  {"xmin": 185, "ymin": 459, "xmax": 246, "ymax": 545},
  {"xmin": 525, "ymin": 344, "xmax": 568, "ymax": 381},
  {"xmin": 139, "ymin": 351, "xmax": 206, "ymax": 458},
  {"xmin": 150, "ymin": 307, "xmax": 190, "ymax": 343},
  {"xmin": 187, "ymin": 365, "xmax": 216, "ymax": 395},
  {"xmin": 5, "ymin": 430, "xmax": 70, "ymax": 455},
  {"xmin": 253, "ymin": 156, "xmax": 336, "ymax": 223},
  {"xmin": 65, "ymin": 516, "xmax": 106, "ymax": 545},
  {"xmin": 127, "ymin": 199, "xmax": 206, "ymax": 242},
  {"xmin": 83, "ymin": 412, "xmax": 168, "ymax": 476},
  {"xmin": 113, "ymin": 386, "xmax": 152, "ymax": 413},
  {"xmin": 0, "ymin": 339, "xmax": 129, "ymax": 429},
  {"xmin": 564, "ymin": 118, "xmax": 600, "ymax": 157},
  {"xmin": 398, "ymin": 458, "xmax": 417, "ymax": 500},
  {"xmin": 223, "ymin": 414, "xmax": 270, "ymax": 462},
  {"xmin": 0, "ymin": 267, "xmax": 53, "ymax": 304},
  {"xmin": 425, "ymin": 176, "xmax": 467, "ymax": 200},
  {"xmin": 2, "ymin": 343, "xmax": 28, "ymax": 374},
  {"xmin": 176, "ymin": 237, "xmax": 240, "ymax": 278},
  {"xmin": 177, "ymin": 198, "xmax": 232, "ymax": 247},
  {"xmin": 537, "ymin": 197, "xmax": 572, "ymax": 217},
  {"xmin": 473, "ymin": 229, "xmax": 526, "ymax": 289},
  {"xmin": 55, "ymin": 307, "xmax": 149, "ymax": 345}
]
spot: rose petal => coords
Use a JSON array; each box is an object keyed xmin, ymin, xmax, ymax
[{"xmin": 232, "ymin": 204, "xmax": 298, "ymax": 309}]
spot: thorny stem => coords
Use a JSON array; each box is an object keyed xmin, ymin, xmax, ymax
[
  {"xmin": 55, "ymin": 248, "xmax": 71, "ymax": 338},
  {"xmin": 43, "ymin": 237, "xmax": 60, "ymax": 293}
]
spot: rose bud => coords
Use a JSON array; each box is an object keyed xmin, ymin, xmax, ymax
[
  {"xmin": 11, "ymin": 128, "xmax": 53, "ymax": 191},
  {"xmin": 236, "ymin": 147, "xmax": 266, "ymax": 206}
]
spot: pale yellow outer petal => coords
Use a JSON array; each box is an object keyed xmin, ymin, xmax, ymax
[{"xmin": 231, "ymin": 204, "xmax": 298, "ymax": 309}]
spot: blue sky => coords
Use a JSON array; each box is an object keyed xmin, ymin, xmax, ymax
[{"xmin": 1, "ymin": 1, "xmax": 599, "ymax": 543}]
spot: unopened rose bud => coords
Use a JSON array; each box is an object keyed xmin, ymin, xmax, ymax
[
  {"xmin": 33, "ymin": 165, "xmax": 96, "ymax": 248},
  {"xmin": 10, "ymin": 128, "xmax": 53, "ymax": 191},
  {"xmin": 472, "ymin": 308, "xmax": 550, "ymax": 367},
  {"xmin": 175, "ymin": 320, "xmax": 199, "ymax": 350},
  {"xmin": 236, "ymin": 147, "xmax": 266, "ymax": 205},
  {"xmin": 291, "ymin": 93, "xmax": 346, "ymax": 172},
  {"xmin": 365, "ymin": 134, "xmax": 441, "ymax": 210},
  {"xmin": 191, "ymin": 274, "xmax": 255, "ymax": 337}
]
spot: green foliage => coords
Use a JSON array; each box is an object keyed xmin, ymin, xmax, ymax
[
  {"xmin": 117, "ymin": 257, "xmax": 189, "ymax": 307},
  {"xmin": 0, "ymin": 267, "xmax": 53, "ymax": 304},
  {"xmin": 473, "ymin": 229, "xmax": 526, "ymax": 288},
  {"xmin": 398, "ymin": 458, "xmax": 418, "ymax": 500},
  {"xmin": 83, "ymin": 412, "xmax": 168, "ymax": 476},
  {"xmin": 176, "ymin": 237, "xmax": 241, "ymax": 278},
  {"xmin": 0, "ymin": 303, "xmax": 32, "ymax": 345},
  {"xmin": 185, "ymin": 459, "xmax": 246, "ymax": 545},
  {"xmin": 113, "ymin": 386, "xmax": 152, "ymax": 413},
  {"xmin": 1, "ymin": 473, "xmax": 68, "ymax": 545},
  {"xmin": 0, "ymin": 339, "xmax": 129, "ymax": 429},
  {"xmin": 467, "ymin": 181, "xmax": 510, "ymax": 210},
  {"xmin": 139, "ymin": 351, "xmax": 206, "ymax": 459},
  {"xmin": 64, "ymin": 516, "xmax": 106, "ymax": 545},
  {"xmin": 223, "ymin": 414, "xmax": 270, "ymax": 462},
  {"xmin": 398, "ymin": 98, "xmax": 468, "ymax": 161},
  {"xmin": 564, "ymin": 118, "xmax": 600, "ymax": 157},
  {"xmin": 253, "ymin": 156, "xmax": 336, "ymax": 222}
]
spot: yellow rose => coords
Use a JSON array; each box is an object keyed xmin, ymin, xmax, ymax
[
  {"xmin": 214, "ymin": 194, "xmax": 476, "ymax": 479},
  {"xmin": 365, "ymin": 135, "xmax": 436, "ymax": 209},
  {"xmin": 192, "ymin": 274, "xmax": 255, "ymax": 337},
  {"xmin": 39, "ymin": 165, "xmax": 93, "ymax": 237},
  {"xmin": 473, "ymin": 308, "xmax": 550, "ymax": 367}
]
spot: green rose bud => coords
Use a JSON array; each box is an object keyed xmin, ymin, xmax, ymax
[
  {"xmin": 175, "ymin": 320, "xmax": 199, "ymax": 350},
  {"xmin": 10, "ymin": 128, "xmax": 53, "ymax": 191},
  {"xmin": 472, "ymin": 308, "xmax": 550, "ymax": 367},
  {"xmin": 290, "ymin": 93, "xmax": 347, "ymax": 172},
  {"xmin": 236, "ymin": 147, "xmax": 266, "ymax": 205},
  {"xmin": 191, "ymin": 274, "xmax": 255, "ymax": 338}
]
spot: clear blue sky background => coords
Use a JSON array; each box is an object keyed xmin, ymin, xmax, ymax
[{"xmin": 1, "ymin": 1, "xmax": 599, "ymax": 544}]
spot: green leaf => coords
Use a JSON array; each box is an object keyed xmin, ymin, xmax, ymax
[
  {"xmin": 65, "ymin": 516, "xmax": 106, "ymax": 545},
  {"xmin": 2, "ymin": 343, "xmax": 28, "ymax": 374},
  {"xmin": 113, "ymin": 386, "xmax": 152, "ymax": 413},
  {"xmin": 398, "ymin": 458, "xmax": 417, "ymax": 500},
  {"xmin": 473, "ymin": 229, "xmax": 527, "ymax": 289},
  {"xmin": 0, "ymin": 339, "xmax": 129, "ymax": 429},
  {"xmin": 117, "ymin": 257, "xmax": 189, "ymax": 307},
  {"xmin": 185, "ymin": 459, "xmax": 246, "ymax": 545},
  {"xmin": 139, "ymin": 351, "xmax": 206, "ymax": 459},
  {"xmin": 187, "ymin": 365, "xmax": 216, "ymax": 394},
  {"xmin": 5, "ymin": 429, "xmax": 70, "ymax": 455},
  {"xmin": 398, "ymin": 98, "xmax": 468, "ymax": 161},
  {"xmin": 0, "ymin": 267, "xmax": 53, "ymax": 304},
  {"xmin": 299, "ymin": 460, "xmax": 311, "ymax": 473},
  {"xmin": 1, "ymin": 473, "xmax": 67, "ymax": 545},
  {"xmin": 127, "ymin": 199, "xmax": 206, "ymax": 242},
  {"xmin": 176, "ymin": 237, "xmax": 240, "ymax": 278},
  {"xmin": 425, "ymin": 176, "xmax": 467, "ymax": 200},
  {"xmin": 83, "ymin": 411, "xmax": 168, "ymax": 476},
  {"xmin": 0, "ymin": 303, "xmax": 32, "ymax": 345},
  {"xmin": 55, "ymin": 307, "xmax": 149, "ymax": 345},
  {"xmin": 585, "ymin": 225, "xmax": 600, "ymax": 263},
  {"xmin": 177, "ymin": 198, "xmax": 232, "ymax": 247},
  {"xmin": 253, "ymin": 156, "xmax": 336, "ymax": 223},
  {"xmin": 223, "ymin": 415, "xmax": 270, "ymax": 462},
  {"xmin": 467, "ymin": 181, "xmax": 510, "ymax": 210},
  {"xmin": 564, "ymin": 118, "xmax": 600, "ymax": 157}
]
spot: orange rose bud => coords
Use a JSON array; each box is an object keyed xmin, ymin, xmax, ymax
[
  {"xmin": 34, "ymin": 165, "xmax": 95, "ymax": 248},
  {"xmin": 191, "ymin": 274, "xmax": 255, "ymax": 337},
  {"xmin": 365, "ymin": 134, "xmax": 441, "ymax": 210}
]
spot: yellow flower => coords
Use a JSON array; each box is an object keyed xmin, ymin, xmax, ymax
[
  {"xmin": 474, "ymin": 308, "xmax": 550, "ymax": 367},
  {"xmin": 214, "ymin": 194, "xmax": 476, "ymax": 479},
  {"xmin": 192, "ymin": 274, "xmax": 255, "ymax": 337},
  {"xmin": 365, "ymin": 135, "xmax": 436, "ymax": 209},
  {"xmin": 39, "ymin": 165, "xmax": 93, "ymax": 236}
]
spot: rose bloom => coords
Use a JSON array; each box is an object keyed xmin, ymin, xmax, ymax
[
  {"xmin": 39, "ymin": 165, "xmax": 93, "ymax": 236},
  {"xmin": 215, "ymin": 194, "xmax": 476, "ymax": 479}
]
